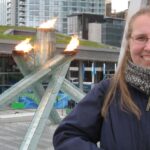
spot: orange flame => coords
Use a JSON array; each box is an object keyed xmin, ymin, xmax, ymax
[
  {"xmin": 64, "ymin": 35, "xmax": 79, "ymax": 51},
  {"xmin": 39, "ymin": 18, "xmax": 57, "ymax": 29},
  {"xmin": 15, "ymin": 38, "xmax": 33, "ymax": 52}
]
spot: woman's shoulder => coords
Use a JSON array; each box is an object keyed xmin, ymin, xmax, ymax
[
  {"xmin": 94, "ymin": 79, "xmax": 111, "ymax": 93},
  {"xmin": 82, "ymin": 79, "xmax": 111, "ymax": 105},
  {"xmin": 98, "ymin": 78, "xmax": 111, "ymax": 86}
]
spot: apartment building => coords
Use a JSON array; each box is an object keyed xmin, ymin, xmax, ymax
[
  {"xmin": 4, "ymin": 0, "xmax": 105, "ymax": 34},
  {"xmin": 68, "ymin": 13, "xmax": 125, "ymax": 47},
  {"xmin": 0, "ymin": 0, "xmax": 10, "ymax": 25}
]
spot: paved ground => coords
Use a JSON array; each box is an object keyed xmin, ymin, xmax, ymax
[{"xmin": 0, "ymin": 109, "xmax": 59, "ymax": 150}]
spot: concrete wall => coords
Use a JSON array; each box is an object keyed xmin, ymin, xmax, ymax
[{"xmin": 88, "ymin": 23, "xmax": 102, "ymax": 43}]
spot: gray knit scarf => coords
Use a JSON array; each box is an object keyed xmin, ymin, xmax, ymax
[{"xmin": 125, "ymin": 60, "xmax": 150, "ymax": 96}]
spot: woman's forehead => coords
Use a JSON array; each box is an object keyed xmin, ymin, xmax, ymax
[
  {"xmin": 131, "ymin": 14, "xmax": 150, "ymax": 32},
  {"xmin": 132, "ymin": 14, "xmax": 150, "ymax": 25}
]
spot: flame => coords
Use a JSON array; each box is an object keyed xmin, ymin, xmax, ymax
[
  {"xmin": 64, "ymin": 35, "xmax": 79, "ymax": 51},
  {"xmin": 39, "ymin": 18, "xmax": 57, "ymax": 29},
  {"xmin": 15, "ymin": 38, "xmax": 33, "ymax": 52}
]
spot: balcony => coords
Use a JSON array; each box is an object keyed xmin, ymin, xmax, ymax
[
  {"xmin": 19, "ymin": 12, "xmax": 25, "ymax": 17},
  {"xmin": 19, "ymin": 2, "xmax": 25, "ymax": 6}
]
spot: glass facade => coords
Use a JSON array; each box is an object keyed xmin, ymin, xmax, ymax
[
  {"xmin": 0, "ymin": 0, "xmax": 10, "ymax": 25},
  {"xmin": 102, "ymin": 18, "xmax": 125, "ymax": 47},
  {"xmin": 0, "ymin": 54, "xmax": 23, "ymax": 93},
  {"xmin": 7, "ymin": 0, "xmax": 105, "ymax": 34},
  {"xmin": 0, "ymin": 53, "xmax": 115, "ymax": 94}
]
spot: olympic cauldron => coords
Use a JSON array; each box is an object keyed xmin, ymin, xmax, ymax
[{"xmin": 0, "ymin": 19, "xmax": 85, "ymax": 150}]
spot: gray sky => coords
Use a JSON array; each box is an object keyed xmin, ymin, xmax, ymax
[{"xmin": 112, "ymin": 0, "xmax": 129, "ymax": 12}]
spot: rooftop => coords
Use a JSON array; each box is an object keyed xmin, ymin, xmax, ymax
[{"xmin": 0, "ymin": 26, "xmax": 120, "ymax": 62}]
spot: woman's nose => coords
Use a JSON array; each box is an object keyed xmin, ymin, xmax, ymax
[{"xmin": 144, "ymin": 39, "xmax": 150, "ymax": 50}]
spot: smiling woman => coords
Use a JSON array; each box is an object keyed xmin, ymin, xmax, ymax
[
  {"xmin": 112, "ymin": 0, "xmax": 129, "ymax": 12},
  {"xmin": 53, "ymin": 7, "xmax": 150, "ymax": 150}
]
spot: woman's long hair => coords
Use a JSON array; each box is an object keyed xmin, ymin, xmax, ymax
[{"xmin": 101, "ymin": 8, "xmax": 150, "ymax": 120}]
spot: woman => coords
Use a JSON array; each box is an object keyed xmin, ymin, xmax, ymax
[{"xmin": 53, "ymin": 8, "xmax": 150, "ymax": 150}]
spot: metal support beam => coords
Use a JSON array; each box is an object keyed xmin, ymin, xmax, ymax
[
  {"xmin": 13, "ymin": 55, "xmax": 61, "ymax": 124},
  {"xmin": 20, "ymin": 62, "xmax": 70, "ymax": 150},
  {"xmin": 0, "ymin": 54, "xmax": 74, "ymax": 106},
  {"xmin": 79, "ymin": 60, "xmax": 83, "ymax": 91},
  {"xmin": 61, "ymin": 79, "xmax": 85, "ymax": 102},
  {"xmin": 13, "ymin": 53, "xmax": 86, "ymax": 124}
]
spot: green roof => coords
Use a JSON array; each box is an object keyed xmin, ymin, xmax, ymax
[{"xmin": 0, "ymin": 25, "xmax": 116, "ymax": 49}]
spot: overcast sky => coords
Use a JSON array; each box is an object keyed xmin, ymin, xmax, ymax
[{"xmin": 112, "ymin": 0, "xmax": 129, "ymax": 12}]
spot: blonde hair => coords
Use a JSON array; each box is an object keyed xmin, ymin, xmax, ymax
[{"xmin": 101, "ymin": 8, "xmax": 150, "ymax": 119}]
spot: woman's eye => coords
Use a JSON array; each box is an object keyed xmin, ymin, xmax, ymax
[{"xmin": 136, "ymin": 36, "xmax": 147, "ymax": 41}]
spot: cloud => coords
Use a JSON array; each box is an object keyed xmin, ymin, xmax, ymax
[{"xmin": 112, "ymin": 0, "xmax": 128, "ymax": 12}]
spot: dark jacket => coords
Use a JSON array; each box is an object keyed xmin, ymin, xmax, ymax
[{"xmin": 53, "ymin": 79, "xmax": 150, "ymax": 150}]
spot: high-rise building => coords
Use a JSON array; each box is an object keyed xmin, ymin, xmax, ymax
[
  {"xmin": 5, "ymin": 0, "xmax": 105, "ymax": 33},
  {"xmin": 68, "ymin": 13, "xmax": 105, "ymax": 39},
  {"xmin": 68, "ymin": 13, "xmax": 125, "ymax": 47},
  {"xmin": 105, "ymin": 0, "xmax": 111, "ymax": 16},
  {"xmin": 0, "ymin": 0, "xmax": 10, "ymax": 25},
  {"xmin": 147, "ymin": 0, "xmax": 150, "ymax": 5},
  {"xmin": 101, "ymin": 17, "xmax": 125, "ymax": 46}
]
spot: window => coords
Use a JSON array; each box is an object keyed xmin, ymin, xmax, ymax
[{"xmin": 45, "ymin": 0, "xmax": 49, "ymax": 5}]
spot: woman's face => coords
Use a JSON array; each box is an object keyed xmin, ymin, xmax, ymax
[{"xmin": 129, "ymin": 14, "xmax": 150, "ymax": 68}]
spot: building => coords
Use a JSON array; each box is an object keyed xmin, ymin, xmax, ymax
[
  {"xmin": 105, "ymin": 0, "xmax": 111, "ymax": 16},
  {"xmin": 68, "ymin": 13, "xmax": 125, "ymax": 47},
  {"xmin": 111, "ymin": 9, "xmax": 128, "ymax": 19},
  {"xmin": 0, "ymin": 42, "xmax": 119, "ymax": 94},
  {"xmin": 148, "ymin": 0, "xmax": 150, "ymax": 5},
  {"xmin": 0, "ymin": 0, "xmax": 10, "ymax": 25},
  {"xmin": 4, "ymin": 0, "xmax": 105, "ymax": 34},
  {"xmin": 68, "ymin": 13, "xmax": 105, "ymax": 39},
  {"xmin": 0, "ymin": 28, "xmax": 119, "ymax": 94},
  {"xmin": 105, "ymin": 0, "xmax": 130, "ymax": 19},
  {"xmin": 101, "ymin": 17, "xmax": 125, "ymax": 47}
]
